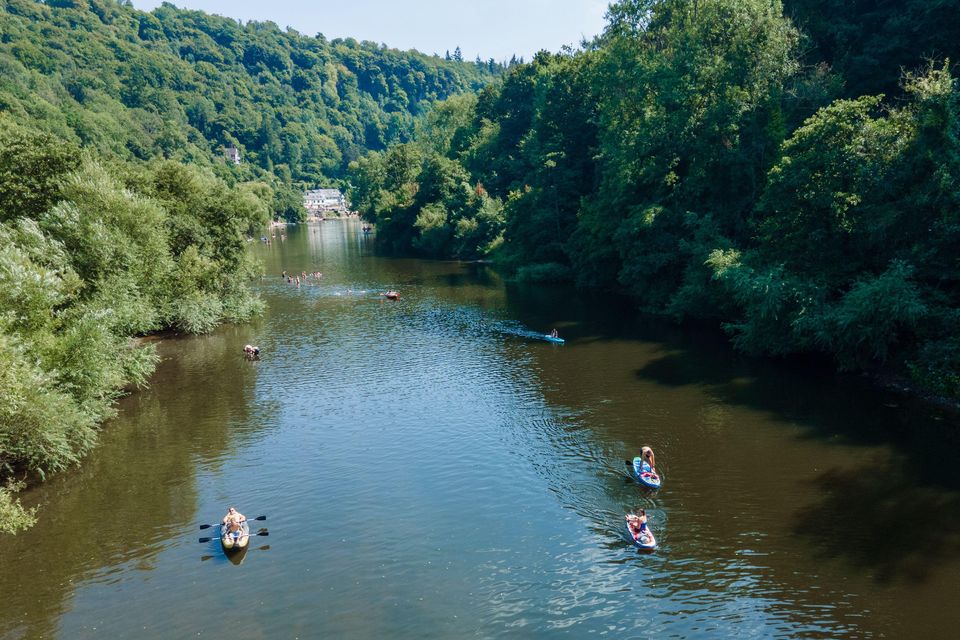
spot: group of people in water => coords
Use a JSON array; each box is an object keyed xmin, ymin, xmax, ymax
[
  {"xmin": 282, "ymin": 270, "xmax": 323, "ymax": 287},
  {"xmin": 625, "ymin": 446, "xmax": 657, "ymax": 540}
]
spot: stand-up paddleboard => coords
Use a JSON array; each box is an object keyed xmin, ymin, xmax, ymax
[
  {"xmin": 631, "ymin": 457, "xmax": 662, "ymax": 489},
  {"xmin": 543, "ymin": 334, "xmax": 565, "ymax": 344},
  {"xmin": 625, "ymin": 520, "xmax": 657, "ymax": 551}
]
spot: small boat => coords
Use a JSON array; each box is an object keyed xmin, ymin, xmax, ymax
[
  {"xmin": 383, "ymin": 291, "xmax": 400, "ymax": 300},
  {"xmin": 221, "ymin": 521, "xmax": 250, "ymax": 553},
  {"xmin": 631, "ymin": 457, "xmax": 661, "ymax": 489},
  {"xmin": 543, "ymin": 334, "xmax": 565, "ymax": 344},
  {"xmin": 626, "ymin": 521, "xmax": 657, "ymax": 551}
]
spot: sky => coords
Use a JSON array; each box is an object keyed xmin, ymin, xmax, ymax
[{"xmin": 129, "ymin": 0, "xmax": 610, "ymax": 62}]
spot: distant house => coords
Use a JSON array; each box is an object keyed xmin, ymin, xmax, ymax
[
  {"xmin": 224, "ymin": 146, "xmax": 241, "ymax": 164},
  {"xmin": 304, "ymin": 188, "xmax": 347, "ymax": 213}
]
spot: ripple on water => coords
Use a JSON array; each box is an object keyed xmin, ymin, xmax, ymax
[{"xmin": 4, "ymin": 222, "xmax": 923, "ymax": 640}]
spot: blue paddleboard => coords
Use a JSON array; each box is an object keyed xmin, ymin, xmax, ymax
[
  {"xmin": 632, "ymin": 457, "xmax": 662, "ymax": 489},
  {"xmin": 625, "ymin": 520, "xmax": 657, "ymax": 551}
]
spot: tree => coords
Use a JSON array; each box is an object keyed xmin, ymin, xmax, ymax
[
  {"xmin": 0, "ymin": 117, "xmax": 81, "ymax": 222},
  {"xmin": 567, "ymin": 0, "xmax": 799, "ymax": 302},
  {"xmin": 272, "ymin": 184, "xmax": 307, "ymax": 223}
]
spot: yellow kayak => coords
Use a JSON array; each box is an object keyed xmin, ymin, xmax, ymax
[{"xmin": 220, "ymin": 521, "xmax": 250, "ymax": 552}]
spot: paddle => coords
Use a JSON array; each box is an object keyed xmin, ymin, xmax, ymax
[
  {"xmin": 199, "ymin": 515, "xmax": 266, "ymax": 530},
  {"xmin": 199, "ymin": 530, "xmax": 269, "ymax": 544}
]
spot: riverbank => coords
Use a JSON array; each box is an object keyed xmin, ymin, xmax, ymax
[
  {"xmin": 0, "ymin": 134, "xmax": 270, "ymax": 533},
  {"xmin": 271, "ymin": 213, "xmax": 361, "ymax": 225},
  {"xmin": 866, "ymin": 371, "xmax": 960, "ymax": 414},
  {"xmin": 4, "ymin": 220, "xmax": 959, "ymax": 639}
]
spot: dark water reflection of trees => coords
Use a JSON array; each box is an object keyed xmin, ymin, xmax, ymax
[
  {"xmin": 0, "ymin": 327, "xmax": 268, "ymax": 639},
  {"xmin": 631, "ymin": 343, "xmax": 960, "ymax": 584}
]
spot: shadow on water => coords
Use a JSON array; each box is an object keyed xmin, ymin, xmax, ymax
[
  {"xmin": 630, "ymin": 333, "xmax": 960, "ymax": 583},
  {"xmin": 430, "ymin": 262, "xmax": 503, "ymax": 289},
  {"xmin": 497, "ymin": 270, "xmax": 960, "ymax": 586},
  {"xmin": 794, "ymin": 458, "xmax": 960, "ymax": 584},
  {"xmin": 0, "ymin": 325, "xmax": 273, "ymax": 639},
  {"xmin": 632, "ymin": 346, "xmax": 960, "ymax": 483}
]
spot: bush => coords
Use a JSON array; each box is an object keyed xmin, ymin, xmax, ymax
[
  {"xmin": 170, "ymin": 292, "xmax": 225, "ymax": 334},
  {"xmin": 514, "ymin": 262, "xmax": 572, "ymax": 283},
  {"xmin": 0, "ymin": 131, "xmax": 269, "ymax": 533},
  {"xmin": 909, "ymin": 338, "xmax": 960, "ymax": 400},
  {"xmin": 0, "ymin": 482, "xmax": 36, "ymax": 535}
]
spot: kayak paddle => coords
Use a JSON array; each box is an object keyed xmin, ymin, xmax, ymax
[
  {"xmin": 199, "ymin": 530, "xmax": 269, "ymax": 544},
  {"xmin": 200, "ymin": 515, "xmax": 266, "ymax": 530}
]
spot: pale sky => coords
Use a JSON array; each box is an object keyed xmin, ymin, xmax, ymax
[{"xmin": 130, "ymin": 0, "xmax": 610, "ymax": 62}]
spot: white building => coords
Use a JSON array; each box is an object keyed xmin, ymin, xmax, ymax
[
  {"xmin": 224, "ymin": 146, "xmax": 241, "ymax": 164},
  {"xmin": 304, "ymin": 188, "xmax": 347, "ymax": 213}
]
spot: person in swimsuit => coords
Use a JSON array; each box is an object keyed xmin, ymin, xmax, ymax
[
  {"xmin": 222, "ymin": 507, "xmax": 246, "ymax": 541},
  {"xmin": 640, "ymin": 446, "xmax": 656, "ymax": 473},
  {"xmin": 625, "ymin": 509, "xmax": 648, "ymax": 537},
  {"xmin": 550, "ymin": 328, "xmax": 559, "ymax": 338}
]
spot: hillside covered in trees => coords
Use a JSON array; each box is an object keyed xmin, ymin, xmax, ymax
[
  {"xmin": 0, "ymin": 0, "xmax": 498, "ymax": 531},
  {"xmin": 0, "ymin": 0, "xmax": 498, "ymax": 205},
  {"xmin": 350, "ymin": 0, "xmax": 960, "ymax": 402}
]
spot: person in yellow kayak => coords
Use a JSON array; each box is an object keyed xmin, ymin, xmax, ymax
[{"xmin": 222, "ymin": 506, "xmax": 246, "ymax": 540}]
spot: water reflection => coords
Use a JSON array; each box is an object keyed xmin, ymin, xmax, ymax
[
  {"xmin": 0, "ymin": 324, "xmax": 268, "ymax": 639},
  {"xmin": 795, "ymin": 458, "xmax": 960, "ymax": 583},
  {"xmin": 2, "ymin": 220, "xmax": 958, "ymax": 639}
]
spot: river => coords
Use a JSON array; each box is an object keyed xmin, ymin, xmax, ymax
[{"xmin": 2, "ymin": 219, "xmax": 959, "ymax": 639}]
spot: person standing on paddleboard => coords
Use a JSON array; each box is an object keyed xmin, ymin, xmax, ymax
[{"xmin": 640, "ymin": 446, "xmax": 656, "ymax": 472}]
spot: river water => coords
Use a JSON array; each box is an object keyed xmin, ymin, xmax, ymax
[{"xmin": 2, "ymin": 219, "xmax": 959, "ymax": 639}]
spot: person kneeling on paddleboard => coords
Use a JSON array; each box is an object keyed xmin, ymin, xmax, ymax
[{"xmin": 626, "ymin": 509, "xmax": 648, "ymax": 537}]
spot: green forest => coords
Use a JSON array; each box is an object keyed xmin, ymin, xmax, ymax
[
  {"xmin": 350, "ymin": 0, "xmax": 960, "ymax": 409},
  {"xmin": 0, "ymin": 0, "xmax": 496, "ymax": 531},
  {"xmin": 0, "ymin": 0, "xmax": 499, "ymax": 218}
]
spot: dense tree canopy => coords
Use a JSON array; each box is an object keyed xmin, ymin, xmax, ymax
[
  {"xmin": 783, "ymin": 0, "xmax": 960, "ymax": 98},
  {"xmin": 351, "ymin": 0, "xmax": 960, "ymax": 403},
  {"xmin": 0, "ymin": 114, "xmax": 276, "ymax": 531},
  {"xmin": 0, "ymin": 0, "xmax": 503, "ymax": 530},
  {"xmin": 0, "ymin": 0, "xmax": 499, "ymax": 188}
]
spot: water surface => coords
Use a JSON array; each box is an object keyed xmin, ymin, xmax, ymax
[{"xmin": 3, "ymin": 220, "xmax": 959, "ymax": 639}]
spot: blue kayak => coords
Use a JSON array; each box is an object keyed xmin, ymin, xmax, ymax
[
  {"xmin": 632, "ymin": 457, "xmax": 662, "ymax": 489},
  {"xmin": 543, "ymin": 335, "xmax": 565, "ymax": 344},
  {"xmin": 625, "ymin": 520, "xmax": 657, "ymax": 551}
]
